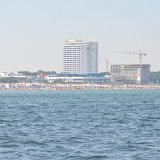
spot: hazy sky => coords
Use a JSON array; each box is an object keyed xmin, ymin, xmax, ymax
[{"xmin": 0, "ymin": 0, "xmax": 160, "ymax": 72}]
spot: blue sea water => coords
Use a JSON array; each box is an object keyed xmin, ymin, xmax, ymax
[{"xmin": 0, "ymin": 90, "xmax": 160, "ymax": 160}]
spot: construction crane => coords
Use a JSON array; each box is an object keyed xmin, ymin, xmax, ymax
[
  {"xmin": 105, "ymin": 59, "xmax": 109, "ymax": 73},
  {"xmin": 99, "ymin": 58, "xmax": 109, "ymax": 72},
  {"xmin": 116, "ymin": 50, "xmax": 147, "ymax": 66}
]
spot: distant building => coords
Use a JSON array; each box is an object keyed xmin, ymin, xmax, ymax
[
  {"xmin": 63, "ymin": 40, "xmax": 98, "ymax": 74},
  {"xmin": 37, "ymin": 73, "xmax": 45, "ymax": 79},
  {"xmin": 9, "ymin": 72, "xmax": 27, "ymax": 78},
  {"xmin": 0, "ymin": 72, "xmax": 27, "ymax": 78},
  {"xmin": 0, "ymin": 72, "xmax": 9, "ymax": 78},
  {"xmin": 111, "ymin": 64, "xmax": 150, "ymax": 84}
]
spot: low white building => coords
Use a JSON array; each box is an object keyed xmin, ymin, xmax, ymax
[
  {"xmin": 45, "ymin": 74, "xmax": 111, "ymax": 84},
  {"xmin": 9, "ymin": 72, "xmax": 27, "ymax": 78},
  {"xmin": 0, "ymin": 72, "xmax": 9, "ymax": 77}
]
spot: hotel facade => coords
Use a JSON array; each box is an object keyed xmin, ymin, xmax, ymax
[{"xmin": 63, "ymin": 40, "xmax": 98, "ymax": 74}]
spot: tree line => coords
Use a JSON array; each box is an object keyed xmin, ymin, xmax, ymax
[{"xmin": 18, "ymin": 70, "xmax": 57, "ymax": 76}]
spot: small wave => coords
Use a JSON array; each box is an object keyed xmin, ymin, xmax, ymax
[
  {"xmin": 87, "ymin": 155, "xmax": 108, "ymax": 159},
  {"xmin": 0, "ymin": 144, "xmax": 19, "ymax": 148},
  {"xmin": 23, "ymin": 140, "xmax": 48, "ymax": 146}
]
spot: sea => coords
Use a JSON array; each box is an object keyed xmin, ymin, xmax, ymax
[{"xmin": 0, "ymin": 90, "xmax": 160, "ymax": 160}]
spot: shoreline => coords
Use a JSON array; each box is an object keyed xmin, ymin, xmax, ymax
[{"xmin": 0, "ymin": 83, "xmax": 160, "ymax": 91}]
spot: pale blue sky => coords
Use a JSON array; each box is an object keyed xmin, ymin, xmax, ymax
[{"xmin": 0, "ymin": 0, "xmax": 160, "ymax": 72}]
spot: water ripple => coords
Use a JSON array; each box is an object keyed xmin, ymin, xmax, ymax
[{"xmin": 0, "ymin": 90, "xmax": 160, "ymax": 159}]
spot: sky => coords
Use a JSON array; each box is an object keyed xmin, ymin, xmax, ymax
[{"xmin": 0, "ymin": 0, "xmax": 160, "ymax": 73}]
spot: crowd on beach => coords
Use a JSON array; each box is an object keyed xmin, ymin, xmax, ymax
[{"xmin": 0, "ymin": 83, "xmax": 160, "ymax": 90}]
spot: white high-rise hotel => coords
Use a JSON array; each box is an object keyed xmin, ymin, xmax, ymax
[{"xmin": 63, "ymin": 40, "xmax": 98, "ymax": 74}]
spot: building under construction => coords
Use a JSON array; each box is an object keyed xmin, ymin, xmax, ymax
[{"xmin": 111, "ymin": 64, "xmax": 150, "ymax": 84}]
